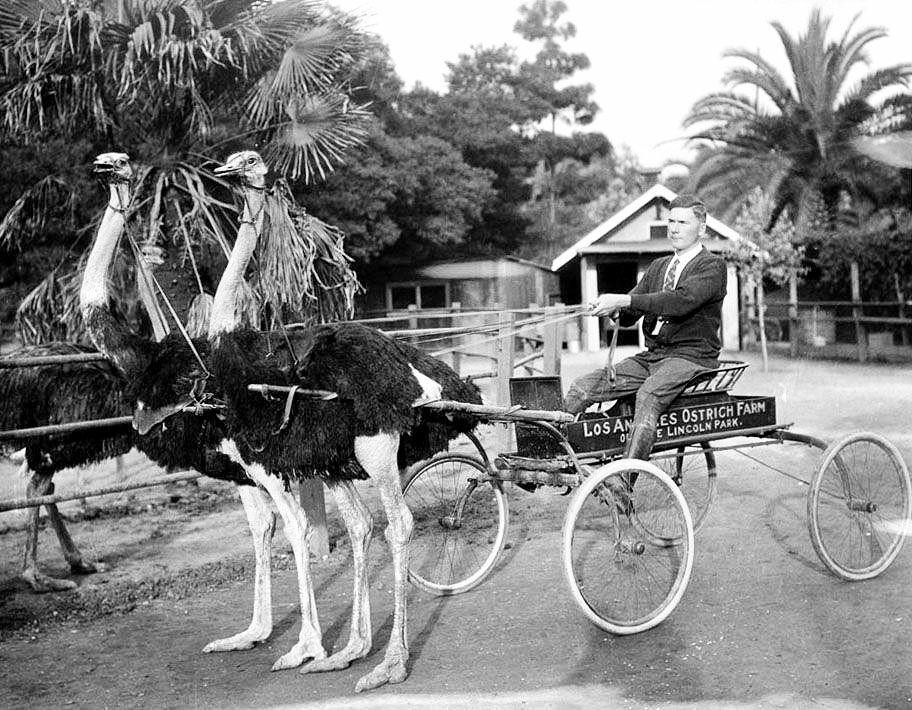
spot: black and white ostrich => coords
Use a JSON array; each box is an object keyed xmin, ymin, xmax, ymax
[
  {"xmin": 78, "ymin": 152, "xmax": 303, "ymax": 665},
  {"xmin": 0, "ymin": 342, "xmax": 133, "ymax": 592},
  {"xmin": 204, "ymin": 150, "xmax": 481, "ymax": 691}
]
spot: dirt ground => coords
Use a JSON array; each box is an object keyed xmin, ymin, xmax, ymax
[{"xmin": 1, "ymin": 349, "xmax": 911, "ymax": 709}]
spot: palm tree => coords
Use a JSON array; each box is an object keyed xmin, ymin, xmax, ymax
[
  {"xmin": 0, "ymin": 0, "xmax": 370, "ymax": 340},
  {"xmin": 684, "ymin": 9, "xmax": 912, "ymax": 230}
]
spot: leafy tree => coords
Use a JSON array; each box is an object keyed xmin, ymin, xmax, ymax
[
  {"xmin": 684, "ymin": 9, "xmax": 912, "ymax": 231},
  {"xmin": 0, "ymin": 0, "xmax": 370, "ymax": 339},
  {"xmin": 512, "ymin": 0, "xmax": 600, "ymax": 255},
  {"xmin": 300, "ymin": 128, "xmax": 496, "ymax": 265},
  {"xmin": 728, "ymin": 187, "xmax": 804, "ymax": 370}
]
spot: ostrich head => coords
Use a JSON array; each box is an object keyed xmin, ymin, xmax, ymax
[
  {"xmin": 214, "ymin": 150, "xmax": 268, "ymax": 189},
  {"xmin": 92, "ymin": 152, "xmax": 133, "ymax": 183}
]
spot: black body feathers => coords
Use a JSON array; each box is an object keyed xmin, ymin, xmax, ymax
[
  {"xmin": 209, "ymin": 323, "xmax": 481, "ymax": 477},
  {"xmin": 0, "ymin": 342, "xmax": 133, "ymax": 474}
]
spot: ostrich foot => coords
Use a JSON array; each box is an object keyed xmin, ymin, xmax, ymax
[
  {"xmin": 69, "ymin": 559, "xmax": 103, "ymax": 575},
  {"xmin": 354, "ymin": 648, "xmax": 408, "ymax": 693},
  {"xmin": 270, "ymin": 640, "xmax": 326, "ymax": 671},
  {"xmin": 21, "ymin": 569, "xmax": 77, "ymax": 593},
  {"xmin": 202, "ymin": 626, "xmax": 270, "ymax": 653},
  {"xmin": 300, "ymin": 638, "xmax": 371, "ymax": 674}
]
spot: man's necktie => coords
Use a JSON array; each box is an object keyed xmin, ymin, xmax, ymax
[
  {"xmin": 663, "ymin": 257, "xmax": 679, "ymax": 291},
  {"xmin": 653, "ymin": 256, "xmax": 679, "ymax": 335}
]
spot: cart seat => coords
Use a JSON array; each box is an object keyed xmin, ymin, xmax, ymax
[{"xmin": 679, "ymin": 360, "xmax": 748, "ymax": 396}]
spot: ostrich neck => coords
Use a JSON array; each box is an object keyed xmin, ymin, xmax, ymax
[
  {"xmin": 79, "ymin": 181, "xmax": 143, "ymax": 376},
  {"xmin": 208, "ymin": 186, "xmax": 265, "ymax": 340}
]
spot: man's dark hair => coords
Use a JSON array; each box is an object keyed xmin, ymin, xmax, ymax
[{"xmin": 669, "ymin": 193, "xmax": 707, "ymax": 223}]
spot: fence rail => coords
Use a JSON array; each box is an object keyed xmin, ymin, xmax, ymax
[
  {"xmin": 746, "ymin": 298, "xmax": 912, "ymax": 362},
  {"xmin": 0, "ymin": 305, "xmax": 570, "ymax": 555}
]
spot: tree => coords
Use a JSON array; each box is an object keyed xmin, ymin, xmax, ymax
[
  {"xmin": 684, "ymin": 9, "xmax": 912, "ymax": 232},
  {"xmin": 0, "ymin": 0, "xmax": 370, "ymax": 339},
  {"xmin": 300, "ymin": 128, "xmax": 496, "ymax": 265},
  {"xmin": 512, "ymin": 0, "xmax": 600, "ymax": 255},
  {"xmin": 727, "ymin": 187, "xmax": 804, "ymax": 370}
]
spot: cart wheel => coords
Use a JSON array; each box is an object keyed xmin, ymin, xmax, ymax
[
  {"xmin": 562, "ymin": 459, "xmax": 694, "ymax": 635},
  {"xmin": 652, "ymin": 442, "xmax": 717, "ymax": 534},
  {"xmin": 808, "ymin": 432, "xmax": 912, "ymax": 581},
  {"xmin": 402, "ymin": 453, "xmax": 508, "ymax": 595}
]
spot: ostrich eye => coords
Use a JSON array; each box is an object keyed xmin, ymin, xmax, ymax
[{"xmin": 247, "ymin": 157, "xmax": 256, "ymax": 164}]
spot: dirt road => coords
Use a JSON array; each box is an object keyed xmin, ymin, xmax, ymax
[{"xmin": 2, "ymin": 350, "xmax": 911, "ymax": 709}]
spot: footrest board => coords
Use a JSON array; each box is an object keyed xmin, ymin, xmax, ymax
[{"xmin": 560, "ymin": 394, "xmax": 777, "ymax": 454}]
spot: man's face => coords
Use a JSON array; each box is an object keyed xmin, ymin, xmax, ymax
[{"xmin": 667, "ymin": 206, "xmax": 705, "ymax": 253}]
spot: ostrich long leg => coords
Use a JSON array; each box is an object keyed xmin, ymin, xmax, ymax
[
  {"xmin": 353, "ymin": 433, "xmax": 413, "ymax": 693},
  {"xmin": 203, "ymin": 484, "xmax": 276, "ymax": 652},
  {"xmin": 301, "ymin": 479, "xmax": 374, "ymax": 674},
  {"xmin": 46, "ymin": 496, "xmax": 98, "ymax": 575},
  {"xmin": 217, "ymin": 441, "xmax": 327, "ymax": 670},
  {"xmin": 20, "ymin": 466, "xmax": 78, "ymax": 593}
]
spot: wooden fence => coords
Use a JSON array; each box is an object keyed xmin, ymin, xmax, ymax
[{"xmin": 746, "ymin": 298, "xmax": 912, "ymax": 363}]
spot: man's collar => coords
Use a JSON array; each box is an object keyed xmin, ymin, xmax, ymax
[{"xmin": 672, "ymin": 242, "xmax": 703, "ymax": 261}]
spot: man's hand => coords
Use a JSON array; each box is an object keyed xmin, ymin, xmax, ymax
[{"xmin": 588, "ymin": 293, "xmax": 631, "ymax": 317}]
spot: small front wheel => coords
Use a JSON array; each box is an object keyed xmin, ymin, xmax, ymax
[
  {"xmin": 402, "ymin": 453, "xmax": 508, "ymax": 595},
  {"xmin": 562, "ymin": 459, "xmax": 694, "ymax": 635},
  {"xmin": 808, "ymin": 432, "xmax": 911, "ymax": 580}
]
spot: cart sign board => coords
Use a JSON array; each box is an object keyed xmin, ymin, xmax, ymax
[{"xmin": 562, "ymin": 395, "xmax": 777, "ymax": 454}]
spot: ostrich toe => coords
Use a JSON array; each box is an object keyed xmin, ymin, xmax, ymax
[
  {"xmin": 270, "ymin": 639, "xmax": 326, "ymax": 671},
  {"xmin": 354, "ymin": 649, "xmax": 408, "ymax": 692},
  {"xmin": 300, "ymin": 638, "xmax": 372, "ymax": 674},
  {"xmin": 69, "ymin": 559, "xmax": 101, "ymax": 574},
  {"xmin": 21, "ymin": 569, "xmax": 78, "ymax": 593},
  {"xmin": 202, "ymin": 625, "xmax": 270, "ymax": 653}
]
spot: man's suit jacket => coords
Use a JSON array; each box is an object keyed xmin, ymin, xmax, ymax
[{"xmin": 620, "ymin": 246, "xmax": 727, "ymax": 366}]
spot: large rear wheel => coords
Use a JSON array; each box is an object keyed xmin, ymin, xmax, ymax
[
  {"xmin": 808, "ymin": 432, "xmax": 911, "ymax": 580},
  {"xmin": 402, "ymin": 454, "xmax": 508, "ymax": 595},
  {"xmin": 562, "ymin": 459, "xmax": 694, "ymax": 634}
]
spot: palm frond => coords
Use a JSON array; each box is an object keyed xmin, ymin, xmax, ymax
[
  {"xmin": 251, "ymin": 177, "xmax": 361, "ymax": 327},
  {"xmin": 0, "ymin": 175, "xmax": 76, "ymax": 251},
  {"xmin": 255, "ymin": 88, "xmax": 370, "ymax": 181}
]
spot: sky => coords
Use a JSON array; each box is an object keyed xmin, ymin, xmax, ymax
[{"xmin": 329, "ymin": 0, "xmax": 912, "ymax": 168}]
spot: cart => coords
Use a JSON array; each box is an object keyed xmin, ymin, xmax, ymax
[{"xmin": 406, "ymin": 360, "xmax": 912, "ymax": 635}]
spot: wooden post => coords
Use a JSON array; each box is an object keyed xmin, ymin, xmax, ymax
[
  {"xmin": 523, "ymin": 302, "xmax": 538, "ymax": 374},
  {"xmin": 850, "ymin": 261, "xmax": 867, "ymax": 363},
  {"xmin": 788, "ymin": 271, "xmax": 799, "ymax": 357},
  {"xmin": 299, "ymin": 480, "xmax": 330, "ymax": 558},
  {"xmin": 894, "ymin": 274, "xmax": 909, "ymax": 347},
  {"xmin": 494, "ymin": 310, "xmax": 516, "ymax": 451},
  {"xmin": 542, "ymin": 305, "xmax": 561, "ymax": 377},
  {"xmin": 407, "ymin": 303, "xmax": 419, "ymax": 344},
  {"xmin": 450, "ymin": 302, "xmax": 462, "ymax": 375}
]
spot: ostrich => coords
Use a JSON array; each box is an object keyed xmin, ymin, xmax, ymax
[
  {"xmin": 203, "ymin": 150, "xmax": 481, "ymax": 692},
  {"xmin": 78, "ymin": 152, "xmax": 300, "ymax": 663},
  {"xmin": 0, "ymin": 342, "xmax": 133, "ymax": 592}
]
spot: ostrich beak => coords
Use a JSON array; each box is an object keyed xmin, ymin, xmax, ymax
[
  {"xmin": 93, "ymin": 161, "xmax": 114, "ymax": 174},
  {"xmin": 132, "ymin": 397, "xmax": 195, "ymax": 435},
  {"xmin": 213, "ymin": 162, "xmax": 241, "ymax": 176}
]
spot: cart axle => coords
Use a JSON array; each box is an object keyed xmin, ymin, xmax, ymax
[{"xmin": 847, "ymin": 499, "xmax": 877, "ymax": 513}]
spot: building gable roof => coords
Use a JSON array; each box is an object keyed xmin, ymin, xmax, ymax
[{"xmin": 550, "ymin": 184, "xmax": 741, "ymax": 272}]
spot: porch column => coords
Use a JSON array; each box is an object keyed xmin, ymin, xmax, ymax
[
  {"xmin": 721, "ymin": 264, "xmax": 740, "ymax": 351},
  {"xmin": 580, "ymin": 256, "xmax": 600, "ymax": 351}
]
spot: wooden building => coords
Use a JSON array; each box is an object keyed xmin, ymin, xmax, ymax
[{"xmin": 358, "ymin": 256, "xmax": 560, "ymax": 315}]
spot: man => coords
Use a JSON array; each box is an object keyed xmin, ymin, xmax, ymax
[{"xmin": 564, "ymin": 193, "xmax": 727, "ymax": 463}]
